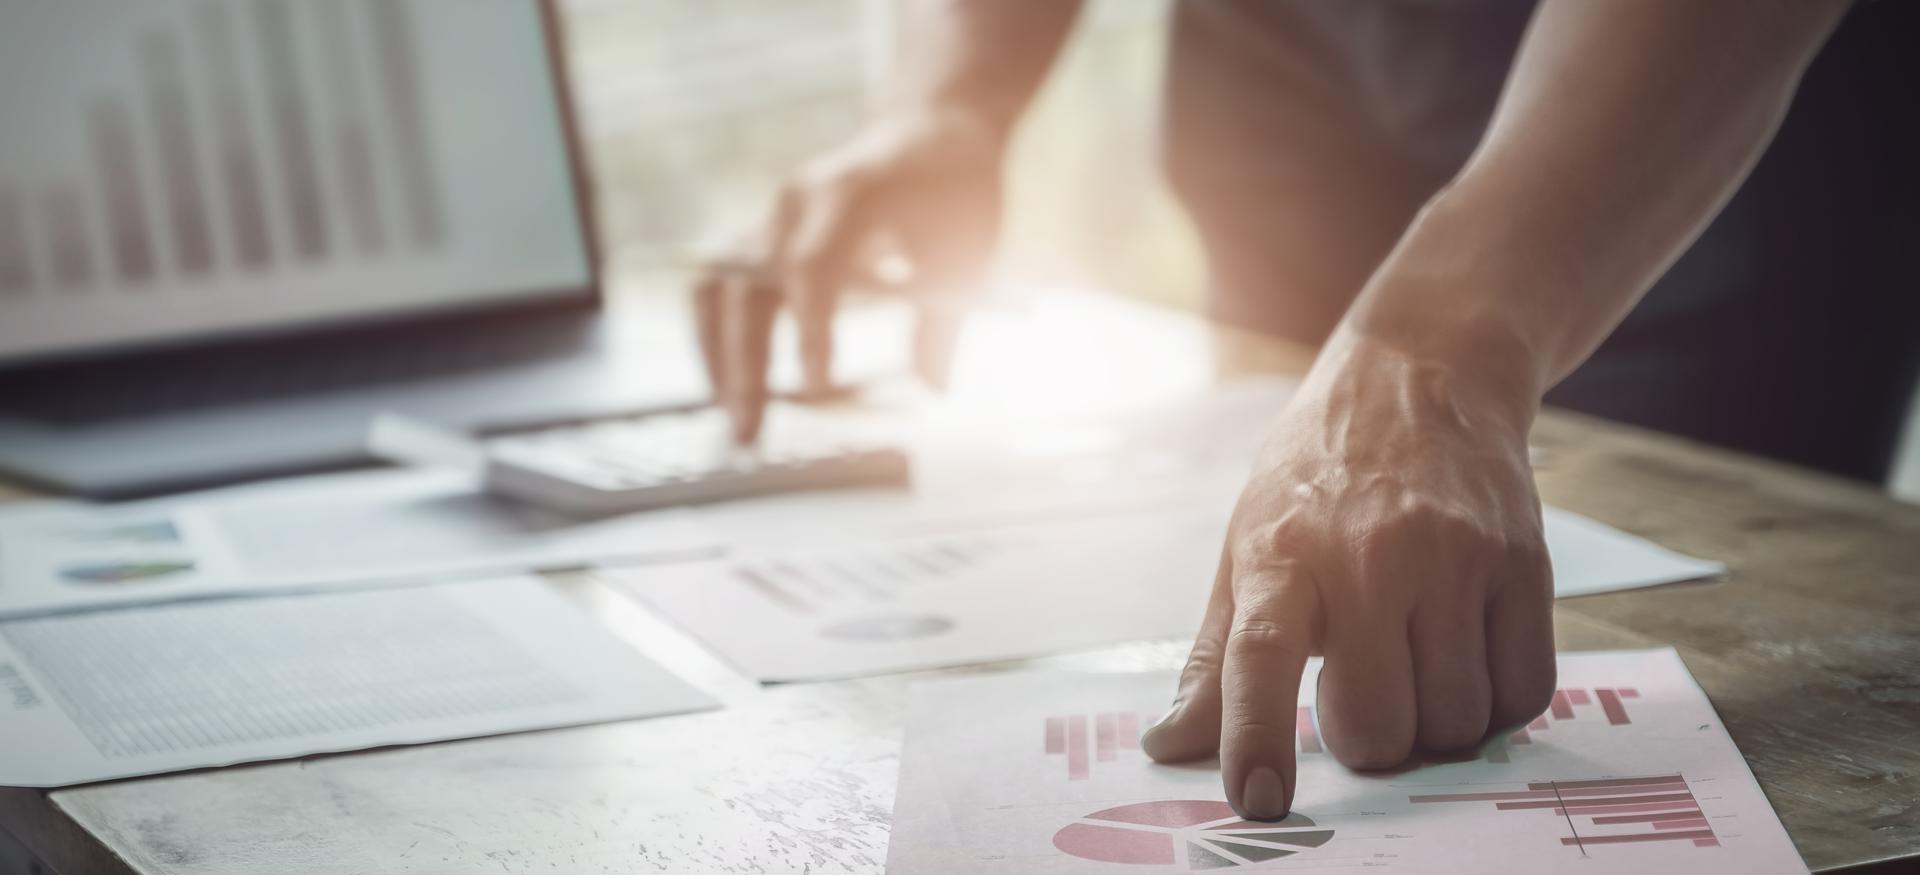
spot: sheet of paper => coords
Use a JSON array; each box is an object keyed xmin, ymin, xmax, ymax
[
  {"xmin": 612, "ymin": 505, "xmax": 1233, "ymax": 682},
  {"xmin": 1543, "ymin": 507, "xmax": 1725, "ymax": 596},
  {"xmin": 888, "ymin": 650, "xmax": 1806, "ymax": 874},
  {"xmin": 608, "ymin": 503, "xmax": 1723, "ymax": 683},
  {"xmin": 0, "ymin": 467, "xmax": 716, "ymax": 619},
  {"xmin": 0, "ymin": 576, "xmax": 717, "ymax": 787}
]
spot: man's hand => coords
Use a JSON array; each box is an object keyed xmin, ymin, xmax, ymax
[
  {"xmin": 1141, "ymin": 338, "xmax": 1556, "ymax": 820},
  {"xmin": 697, "ymin": 107, "xmax": 1003, "ymax": 442},
  {"xmin": 698, "ymin": 0, "xmax": 1086, "ymax": 443},
  {"xmin": 773, "ymin": 107, "xmax": 1004, "ymax": 395},
  {"xmin": 1142, "ymin": 0, "xmax": 1846, "ymax": 820}
]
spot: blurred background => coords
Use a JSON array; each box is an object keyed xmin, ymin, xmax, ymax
[
  {"xmin": 558, "ymin": 0, "xmax": 1205, "ymax": 314},
  {"xmin": 0, "ymin": 0, "xmax": 1913, "ymax": 501}
]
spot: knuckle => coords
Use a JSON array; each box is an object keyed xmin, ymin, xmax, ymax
[
  {"xmin": 1397, "ymin": 501, "xmax": 1480, "ymax": 546},
  {"xmin": 1231, "ymin": 616, "xmax": 1287, "ymax": 638},
  {"xmin": 1501, "ymin": 567, "xmax": 1554, "ymax": 604},
  {"xmin": 1322, "ymin": 711, "xmax": 1416, "ymax": 770},
  {"xmin": 1236, "ymin": 510, "xmax": 1307, "ymax": 554},
  {"xmin": 1184, "ymin": 634, "xmax": 1227, "ymax": 671},
  {"xmin": 1508, "ymin": 538, "xmax": 1552, "ymax": 575},
  {"xmin": 1420, "ymin": 710, "xmax": 1489, "ymax": 752},
  {"xmin": 1337, "ymin": 739, "xmax": 1413, "ymax": 771},
  {"xmin": 1493, "ymin": 670, "xmax": 1558, "ymax": 728},
  {"xmin": 1227, "ymin": 617, "xmax": 1303, "ymax": 656},
  {"xmin": 1221, "ymin": 713, "xmax": 1291, "ymax": 741},
  {"xmin": 1324, "ymin": 721, "xmax": 1416, "ymax": 770}
]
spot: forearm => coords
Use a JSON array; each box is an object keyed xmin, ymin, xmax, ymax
[
  {"xmin": 1332, "ymin": 0, "xmax": 1848, "ymax": 408},
  {"xmin": 885, "ymin": 0, "xmax": 1083, "ymax": 140}
]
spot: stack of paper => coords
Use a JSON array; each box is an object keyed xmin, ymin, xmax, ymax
[
  {"xmin": 0, "ymin": 466, "xmax": 724, "ymax": 788},
  {"xmin": 0, "ymin": 576, "xmax": 717, "ymax": 787},
  {"xmin": 888, "ymin": 649, "xmax": 1807, "ymax": 873}
]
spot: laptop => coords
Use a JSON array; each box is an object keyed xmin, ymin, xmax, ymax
[{"xmin": 0, "ymin": 0, "xmax": 698, "ymax": 497}]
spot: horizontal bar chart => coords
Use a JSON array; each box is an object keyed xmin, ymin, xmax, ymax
[
  {"xmin": 1558, "ymin": 782, "xmax": 1687, "ymax": 798},
  {"xmin": 1496, "ymin": 792, "xmax": 1695, "ymax": 810},
  {"xmin": 1410, "ymin": 774, "xmax": 1717, "ymax": 853},
  {"xmin": 1563, "ymin": 830, "xmax": 1716, "ymax": 846},
  {"xmin": 1594, "ymin": 810, "xmax": 1704, "ymax": 825},
  {"xmin": 1531, "ymin": 776, "xmax": 1679, "ymax": 792},
  {"xmin": 1559, "ymin": 799, "xmax": 1702, "ymax": 816}
]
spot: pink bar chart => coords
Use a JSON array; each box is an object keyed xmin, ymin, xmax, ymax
[
  {"xmin": 1410, "ymin": 774, "xmax": 1719, "ymax": 851},
  {"xmin": 1535, "ymin": 687, "xmax": 1639, "ymax": 732},
  {"xmin": 1045, "ymin": 711, "xmax": 1149, "ymax": 781}
]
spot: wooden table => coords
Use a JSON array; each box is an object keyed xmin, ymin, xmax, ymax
[{"xmin": 2, "ymin": 312, "xmax": 1917, "ymax": 875}]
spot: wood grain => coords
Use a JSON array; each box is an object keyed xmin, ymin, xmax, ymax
[{"xmin": 1533, "ymin": 409, "xmax": 1920, "ymax": 871}]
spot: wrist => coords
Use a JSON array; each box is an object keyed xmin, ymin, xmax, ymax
[
  {"xmin": 1308, "ymin": 326, "xmax": 1541, "ymax": 447},
  {"xmin": 1326, "ymin": 219, "xmax": 1555, "ymax": 426},
  {"xmin": 812, "ymin": 102, "xmax": 1006, "ymax": 192},
  {"xmin": 875, "ymin": 95, "xmax": 1018, "ymax": 154}
]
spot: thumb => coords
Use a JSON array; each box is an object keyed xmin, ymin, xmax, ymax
[{"xmin": 1141, "ymin": 549, "xmax": 1234, "ymax": 764}]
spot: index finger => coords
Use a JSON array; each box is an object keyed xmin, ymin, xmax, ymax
[
  {"xmin": 770, "ymin": 183, "xmax": 860, "ymax": 397},
  {"xmin": 1219, "ymin": 561, "xmax": 1321, "ymax": 822},
  {"xmin": 719, "ymin": 269, "xmax": 778, "ymax": 443}
]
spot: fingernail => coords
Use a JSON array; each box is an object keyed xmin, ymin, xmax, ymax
[{"xmin": 1239, "ymin": 766, "xmax": 1287, "ymax": 821}]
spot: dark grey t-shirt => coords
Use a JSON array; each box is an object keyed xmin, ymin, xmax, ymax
[
  {"xmin": 1161, "ymin": 0, "xmax": 1920, "ymax": 482},
  {"xmin": 1163, "ymin": 0, "xmax": 1532, "ymax": 343}
]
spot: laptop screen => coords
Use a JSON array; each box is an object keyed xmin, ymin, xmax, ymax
[{"xmin": 0, "ymin": 0, "xmax": 593, "ymax": 363}]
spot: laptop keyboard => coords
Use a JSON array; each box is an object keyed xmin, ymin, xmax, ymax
[{"xmin": 0, "ymin": 311, "xmax": 591, "ymax": 426}]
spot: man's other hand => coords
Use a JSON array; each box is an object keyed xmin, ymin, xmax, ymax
[{"xmin": 701, "ymin": 107, "xmax": 1003, "ymax": 443}]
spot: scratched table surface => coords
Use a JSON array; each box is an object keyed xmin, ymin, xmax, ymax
[{"xmin": 2, "ymin": 301, "xmax": 1918, "ymax": 875}]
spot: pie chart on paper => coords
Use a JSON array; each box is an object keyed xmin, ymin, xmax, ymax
[{"xmin": 1052, "ymin": 800, "xmax": 1336, "ymax": 870}]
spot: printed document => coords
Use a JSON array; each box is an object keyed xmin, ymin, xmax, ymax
[
  {"xmin": 615, "ymin": 505, "xmax": 1232, "ymax": 682},
  {"xmin": 888, "ymin": 649, "xmax": 1805, "ymax": 873},
  {"xmin": 0, "ymin": 576, "xmax": 717, "ymax": 786},
  {"xmin": 1542, "ymin": 506, "xmax": 1724, "ymax": 596},
  {"xmin": 0, "ymin": 467, "xmax": 715, "ymax": 619}
]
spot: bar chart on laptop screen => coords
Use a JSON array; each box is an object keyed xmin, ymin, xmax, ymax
[
  {"xmin": 4, "ymin": 0, "xmax": 441, "ymax": 296},
  {"xmin": 0, "ymin": 1, "xmax": 589, "ymax": 359}
]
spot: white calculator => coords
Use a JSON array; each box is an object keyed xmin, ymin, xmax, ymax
[{"xmin": 370, "ymin": 405, "xmax": 910, "ymax": 517}]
